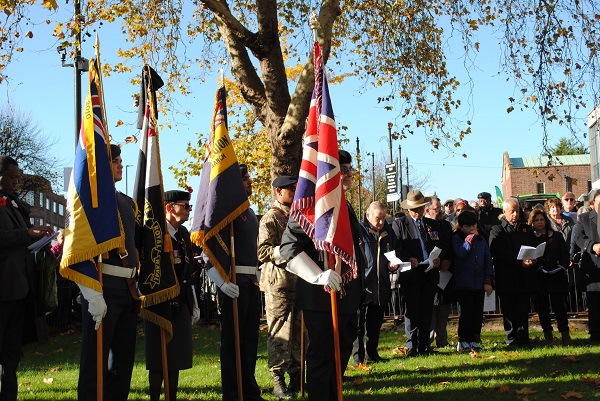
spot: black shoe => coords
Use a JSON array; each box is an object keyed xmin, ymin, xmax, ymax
[
  {"xmin": 406, "ymin": 348, "xmax": 418, "ymax": 357},
  {"xmin": 418, "ymin": 346, "xmax": 436, "ymax": 355},
  {"xmin": 366, "ymin": 354, "xmax": 388, "ymax": 363}
]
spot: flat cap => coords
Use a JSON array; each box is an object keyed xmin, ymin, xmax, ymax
[
  {"xmin": 110, "ymin": 144, "xmax": 121, "ymax": 159},
  {"xmin": 443, "ymin": 199, "xmax": 454, "ymax": 206},
  {"xmin": 477, "ymin": 191, "xmax": 492, "ymax": 199},
  {"xmin": 164, "ymin": 190, "xmax": 191, "ymax": 203},
  {"xmin": 272, "ymin": 175, "xmax": 297, "ymax": 188},
  {"xmin": 338, "ymin": 149, "xmax": 352, "ymax": 164},
  {"xmin": 239, "ymin": 163, "xmax": 248, "ymax": 176}
]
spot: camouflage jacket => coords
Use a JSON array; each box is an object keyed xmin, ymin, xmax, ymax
[{"xmin": 258, "ymin": 200, "xmax": 297, "ymax": 298}]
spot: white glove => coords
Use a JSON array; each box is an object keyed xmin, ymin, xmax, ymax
[
  {"xmin": 78, "ymin": 284, "xmax": 107, "ymax": 330},
  {"xmin": 191, "ymin": 286, "xmax": 201, "ymax": 325},
  {"xmin": 207, "ymin": 267, "xmax": 240, "ymax": 299},
  {"xmin": 286, "ymin": 251, "xmax": 342, "ymax": 291},
  {"xmin": 273, "ymin": 246, "xmax": 287, "ymax": 265}
]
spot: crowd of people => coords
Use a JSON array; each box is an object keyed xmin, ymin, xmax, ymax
[{"xmin": 2, "ymin": 147, "xmax": 600, "ymax": 401}]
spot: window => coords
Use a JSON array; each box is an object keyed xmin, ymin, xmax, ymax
[
  {"xmin": 46, "ymin": 198, "xmax": 51, "ymax": 210},
  {"xmin": 40, "ymin": 218, "xmax": 44, "ymax": 225},
  {"xmin": 536, "ymin": 182, "xmax": 545, "ymax": 194},
  {"xmin": 38, "ymin": 194, "xmax": 43, "ymax": 207},
  {"xmin": 59, "ymin": 204, "xmax": 64, "ymax": 216},
  {"xmin": 30, "ymin": 217, "xmax": 35, "ymax": 225},
  {"xmin": 25, "ymin": 192, "xmax": 34, "ymax": 206}
]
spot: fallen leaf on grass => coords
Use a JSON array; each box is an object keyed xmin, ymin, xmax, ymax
[
  {"xmin": 364, "ymin": 387, "xmax": 373, "ymax": 393},
  {"xmin": 34, "ymin": 352, "xmax": 43, "ymax": 356},
  {"xmin": 515, "ymin": 387, "xmax": 537, "ymax": 395},
  {"xmin": 519, "ymin": 396, "xmax": 534, "ymax": 401},
  {"xmin": 43, "ymin": 377, "xmax": 54, "ymax": 384},
  {"xmin": 417, "ymin": 366, "xmax": 431, "ymax": 372},
  {"xmin": 561, "ymin": 391, "xmax": 584, "ymax": 399},
  {"xmin": 549, "ymin": 370, "xmax": 563, "ymax": 378},
  {"xmin": 548, "ymin": 388, "xmax": 556, "ymax": 392},
  {"xmin": 352, "ymin": 378, "xmax": 364, "ymax": 386},
  {"xmin": 53, "ymin": 348, "xmax": 63, "ymax": 353},
  {"xmin": 482, "ymin": 355, "xmax": 496, "ymax": 360},
  {"xmin": 489, "ymin": 384, "xmax": 510, "ymax": 393},
  {"xmin": 393, "ymin": 346, "xmax": 409, "ymax": 355},
  {"xmin": 356, "ymin": 363, "xmax": 372, "ymax": 371},
  {"xmin": 525, "ymin": 359, "xmax": 533, "ymax": 365},
  {"xmin": 49, "ymin": 367, "xmax": 60, "ymax": 373},
  {"xmin": 19, "ymin": 382, "xmax": 31, "ymax": 390},
  {"xmin": 580, "ymin": 376, "xmax": 600, "ymax": 386},
  {"xmin": 437, "ymin": 381, "xmax": 451, "ymax": 386},
  {"xmin": 470, "ymin": 350, "xmax": 479, "ymax": 358},
  {"xmin": 405, "ymin": 387, "xmax": 420, "ymax": 393},
  {"xmin": 562, "ymin": 355, "xmax": 578, "ymax": 362}
]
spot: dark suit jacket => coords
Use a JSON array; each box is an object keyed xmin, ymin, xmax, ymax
[
  {"xmin": 572, "ymin": 210, "xmax": 600, "ymax": 285},
  {"xmin": 391, "ymin": 215, "xmax": 450, "ymax": 285},
  {"xmin": 173, "ymin": 225, "xmax": 196, "ymax": 312}
]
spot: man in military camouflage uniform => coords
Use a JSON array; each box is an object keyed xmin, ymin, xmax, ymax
[{"xmin": 258, "ymin": 175, "xmax": 301, "ymax": 399}]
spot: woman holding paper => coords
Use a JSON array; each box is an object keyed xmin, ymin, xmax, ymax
[{"xmin": 528, "ymin": 209, "xmax": 571, "ymax": 345}]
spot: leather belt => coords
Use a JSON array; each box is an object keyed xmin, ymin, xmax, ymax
[
  {"xmin": 102, "ymin": 263, "xmax": 136, "ymax": 279},
  {"xmin": 235, "ymin": 265, "xmax": 257, "ymax": 275}
]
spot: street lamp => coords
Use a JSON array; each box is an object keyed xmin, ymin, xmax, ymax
[
  {"xmin": 356, "ymin": 137, "xmax": 362, "ymax": 217},
  {"xmin": 125, "ymin": 165, "xmax": 133, "ymax": 195},
  {"xmin": 367, "ymin": 152, "xmax": 375, "ymax": 202}
]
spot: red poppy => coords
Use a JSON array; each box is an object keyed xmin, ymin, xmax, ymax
[
  {"xmin": 548, "ymin": 238, "xmax": 553, "ymax": 244},
  {"xmin": 0, "ymin": 197, "xmax": 6, "ymax": 207}
]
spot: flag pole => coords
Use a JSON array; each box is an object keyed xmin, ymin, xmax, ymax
[
  {"xmin": 327, "ymin": 253, "xmax": 343, "ymax": 401},
  {"xmin": 160, "ymin": 328, "xmax": 171, "ymax": 401},
  {"xmin": 229, "ymin": 223, "xmax": 243, "ymax": 401},
  {"xmin": 96, "ymin": 257, "xmax": 103, "ymax": 401},
  {"xmin": 300, "ymin": 311, "xmax": 305, "ymax": 397}
]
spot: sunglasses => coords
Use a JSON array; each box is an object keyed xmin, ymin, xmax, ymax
[
  {"xmin": 341, "ymin": 166, "xmax": 355, "ymax": 174},
  {"xmin": 564, "ymin": 198, "xmax": 575, "ymax": 201},
  {"xmin": 172, "ymin": 202, "xmax": 193, "ymax": 210}
]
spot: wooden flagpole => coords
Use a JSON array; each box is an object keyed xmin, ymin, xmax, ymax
[
  {"xmin": 160, "ymin": 328, "xmax": 171, "ymax": 401},
  {"xmin": 300, "ymin": 311, "xmax": 305, "ymax": 398},
  {"xmin": 230, "ymin": 223, "xmax": 243, "ymax": 401},
  {"xmin": 96, "ymin": 258, "xmax": 103, "ymax": 401},
  {"xmin": 328, "ymin": 254, "xmax": 343, "ymax": 401}
]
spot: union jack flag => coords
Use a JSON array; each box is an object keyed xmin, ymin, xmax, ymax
[{"xmin": 290, "ymin": 43, "xmax": 356, "ymax": 287}]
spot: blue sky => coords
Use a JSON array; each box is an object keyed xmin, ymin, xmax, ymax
[{"xmin": 1, "ymin": 6, "xmax": 594, "ymax": 205}]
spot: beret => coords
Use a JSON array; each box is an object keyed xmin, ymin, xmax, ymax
[
  {"xmin": 272, "ymin": 175, "xmax": 298, "ymax": 188},
  {"xmin": 239, "ymin": 163, "xmax": 248, "ymax": 176},
  {"xmin": 164, "ymin": 190, "xmax": 191, "ymax": 203},
  {"xmin": 477, "ymin": 192, "xmax": 492, "ymax": 199},
  {"xmin": 338, "ymin": 149, "xmax": 352, "ymax": 165}
]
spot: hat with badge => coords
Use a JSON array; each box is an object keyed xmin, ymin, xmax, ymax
[
  {"xmin": 164, "ymin": 190, "xmax": 191, "ymax": 203},
  {"xmin": 272, "ymin": 175, "xmax": 298, "ymax": 188},
  {"xmin": 400, "ymin": 189, "xmax": 431, "ymax": 210},
  {"xmin": 477, "ymin": 191, "xmax": 492, "ymax": 200}
]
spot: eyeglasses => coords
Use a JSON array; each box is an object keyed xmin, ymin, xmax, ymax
[
  {"xmin": 172, "ymin": 202, "xmax": 192, "ymax": 210},
  {"xmin": 341, "ymin": 166, "xmax": 355, "ymax": 174},
  {"xmin": 564, "ymin": 198, "xmax": 575, "ymax": 201},
  {"xmin": 445, "ymin": 203, "xmax": 453, "ymax": 207}
]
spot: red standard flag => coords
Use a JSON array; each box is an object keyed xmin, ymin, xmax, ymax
[{"xmin": 290, "ymin": 43, "xmax": 356, "ymax": 288}]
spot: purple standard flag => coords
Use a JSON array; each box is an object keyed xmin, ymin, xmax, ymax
[{"xmin": 190, "ymin": 86, "xmax": 249, "ymax": 282}]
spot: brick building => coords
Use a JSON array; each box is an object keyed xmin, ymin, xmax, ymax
[
  {"xmin": 501, "ymin": 151, "xmax": 591, "ymax": 199},
  {"xmin": 19, "ymin": 175, "xmax": 67, "ymax": 231}
]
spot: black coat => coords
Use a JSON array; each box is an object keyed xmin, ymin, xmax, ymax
[
  {"xmin": 359, "ymin": 218, "xmax": 396, "ymax": 306},
  {"xmin": 279, "ymin": 203, "xmax": 366, "ymax": 314},
  {"xmin": 489, "ymin": 217, "xmax": 536, "ymax": 294},
  {"xmin": 572, "ymin": 210, "xmax": 600, "ymax": 285},
  {"xmin": 391, "ymin": 215, "xmax": 451, "ymax": 286},
  {"xmin": 532, "ymin": 230, "xmax": 569, "ymax": 293}
]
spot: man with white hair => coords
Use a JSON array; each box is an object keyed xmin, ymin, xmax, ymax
[{"xmin": 489, "ymin": 198, "xmax": 536, "ymax": 347}]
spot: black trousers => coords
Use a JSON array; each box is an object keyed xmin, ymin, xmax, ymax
[
  {"xmin": 0, "ymin": 300, "xmax": 25, "ymax": 401},
  {"xmin": 498, "ymin": 292, "xmax": 530, "ymax": 345},
  {"xmin": 587, "ymin": 291, "xmax": 600, "ymax": 341},
  {"xmin": 456, "ymin": 289, "xmax": 484, "ymax": 343},
  {"xmin": 303, "ymin": 309, "xmax": 357, "ymax": 401},
  {"xmin": 352, "ymin": 304, "xmax": 384, "ymax": 364},
  {"xmin": 403, "ymin": 281, "xmax": 436, "ymax": 351},
  {"xmin": 219, "ymin": 281, "xmax": 261, "ymax": 401},
  {"xmin": 78, "ymin": 287, "xmax": 138, "ymax": 401},
  {"xmin": 536, "ymin": 291, "xmax": 569, "ymax": 333}
]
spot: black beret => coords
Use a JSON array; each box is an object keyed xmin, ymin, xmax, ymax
[
  {"xmin": 164, "ymin": 190, "xmax": 191, "ymax": 203},
  {"xmin": 272, "ymin": 175, "xmax": 298, "ymax": 188},
  {"xmin": 239, "ymin": 163, "xmax": 248, "ymax": 176},
  {"xmin": 477, "ymin": 192, "xmax": 492, "ymax": 199},
  {"xmin": 110, "ymin": 144, "xmax": 121, "ymax": 159},
  {"xmin": 338, "ymin": 149, "xmax": 352, "ymax": 164}
]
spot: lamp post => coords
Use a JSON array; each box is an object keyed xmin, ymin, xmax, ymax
[
  {"xmin": 356, "ymin": 137, "xmax": 363, "ymax": 217},
  {"xmin": 125, "ymin": 165, "xmax": 133, "ymax": 195},
  {"xmin": 367, "ymin": 152, "xmax": 375, "ymax": 202}
]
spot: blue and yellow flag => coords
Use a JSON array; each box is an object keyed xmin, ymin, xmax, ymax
[
  {"xmin": 59, "ymin": 57, "xmax": 123, "ymax": 292},
  {"xmin": 133, "ymin": 66, "xmax": 179, "ymax": 339},
  {"xmin": 190, "ymin": 86, "xmax": 249, "ymax": 282}
]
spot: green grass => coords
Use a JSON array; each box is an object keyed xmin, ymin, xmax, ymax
[{"xmin": 15, "ymin": 319, "xmax": 600, "ymax": 400}]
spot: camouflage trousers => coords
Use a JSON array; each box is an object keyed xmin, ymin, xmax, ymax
[{"xmin": 264, "ymin": 292, "xmax": 303, "ymax": 379}]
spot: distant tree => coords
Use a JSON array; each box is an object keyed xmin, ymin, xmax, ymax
[
  {"xmin": 548, "ymin": 137, "xmax": 589, "ymax": 156},
  {"xmin": 0, "ymin": 106, "xmax": 61, "ymax": 198}
]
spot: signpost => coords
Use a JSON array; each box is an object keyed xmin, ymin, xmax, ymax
[{"xmin": 385, "ymin": 163, "xmax": 399, "ymax": 203}]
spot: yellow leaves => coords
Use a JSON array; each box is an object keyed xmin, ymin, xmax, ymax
[
  {"xmin": 25, "ymin": 31, "xmax": 33, "ymax": 38},
  {"xmin": 53, "ymin": 22, "xmax": 64, "ymax": 39},
  {"xmin": 42, "ymin": 0, "xmax": 57, "ymax": 10},
  {"xmin": 507, "ymin": 106, "xmax": 515, "ymax": 113},
  {"xmin": 124, "ymin": 136, "xmax": 138, "ymax": 143},
  {"xmin": 43, "ymin": 377, "xmax": 54, "ymax": 384},
  {"xmin": 474, "ymin": 42, "xmax": 480, "ymax": 51},
  {"xmin": 436, "ymin": 381, "xmax": 451, "ymax": 386},
  {"xmin": 561, "ymin": 391, "xmax": 584, "ymax": 399},
  {"xmin": 115, "ymin": 120, "xmax": 124, "ymax": 127}
]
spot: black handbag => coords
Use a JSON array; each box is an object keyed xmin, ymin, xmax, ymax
[{"xmin": 34, "ymin": 246, "xmax": 59, "ymax": 316}]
